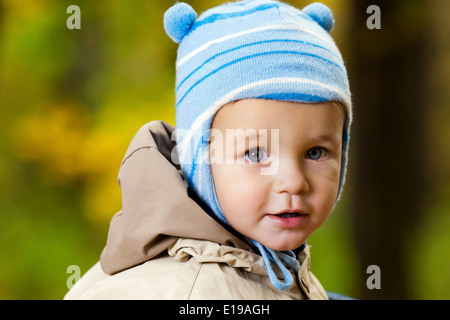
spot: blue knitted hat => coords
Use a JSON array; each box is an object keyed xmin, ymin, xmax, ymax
[{"xmin": 164, "ymin": 0, "xmax": 352, "ymax": 290}]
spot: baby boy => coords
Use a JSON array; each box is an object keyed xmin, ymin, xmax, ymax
[{"xmin": 65, "ymin": 0, "xmax": 351, "ymax": 300}]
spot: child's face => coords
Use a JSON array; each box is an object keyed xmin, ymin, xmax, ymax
[{"xmin": 210, "ymin": 99, "xmax": 345, "ymax": 251}]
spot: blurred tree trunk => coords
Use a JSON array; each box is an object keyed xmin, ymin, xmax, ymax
[{"xmin": 348, "ymin": 0, "xmax": 431, "ymax": 299}]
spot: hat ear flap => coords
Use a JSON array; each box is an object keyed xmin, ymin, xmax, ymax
[
  {"xmin": 302, "ymin": 2, "xmax": 335, "ymax": 33},
  {"xmin": 164, "ymin": 2, "xmax": 197, "ymax": 44}
]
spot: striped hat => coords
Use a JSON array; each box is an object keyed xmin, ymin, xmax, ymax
[{"xmin": 164, "ymin": 0, "xmax": 351, "ymax": 290}]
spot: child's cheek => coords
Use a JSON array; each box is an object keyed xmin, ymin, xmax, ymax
[{"xmin": 314, "ymin": 177, "xmax": 340, "ymax": 215}]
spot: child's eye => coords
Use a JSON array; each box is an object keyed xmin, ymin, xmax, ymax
[
  {"xmin": 244, "ymin": 147, "xmax": 268, "ymax": 163},
  {"xmin": 306, "ymin": 147, "xmax": 327, "ymax": 160}
]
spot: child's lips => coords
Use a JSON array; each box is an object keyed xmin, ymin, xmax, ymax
[{"xmin": 266, "ymin": 211, "xmax": 308, "ymax": 228}]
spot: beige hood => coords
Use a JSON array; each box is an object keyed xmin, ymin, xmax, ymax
[{"xmin": 100, "ymin": 121, "xmax": 251, "ymax": 275}]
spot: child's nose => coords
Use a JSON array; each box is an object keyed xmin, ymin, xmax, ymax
[{"xmin": 272, "ymin": 159, "xmax": 310, "ymax": 195}]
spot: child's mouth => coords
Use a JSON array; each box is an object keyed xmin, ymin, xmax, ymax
[
  {"xmin": 276, "ymin": 212, "xmax": 301, "ymax": 218},
  {"xmin": 267, "ymin": 211, "xmax": 307, "ymax": 228}
]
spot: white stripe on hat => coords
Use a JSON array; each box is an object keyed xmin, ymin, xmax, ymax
[{"xmin": 176, "ymin": 24, "xmax": 339, "ymax": 69}]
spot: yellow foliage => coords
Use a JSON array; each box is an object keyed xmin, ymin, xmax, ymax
[
  {"xmin": 13, "ymin": 101, "xmax": 91, "ymax": 182},
  {"xmin": 12, "ymin": 101, "xmax": 126, "ymax": 223},
  {"xmin": 11, "ymin": 99, "xmax": 175, "ymax": 224},
  {"xmin": 82, "ymin": 176, "xmax": 122, "ymax": 224}
]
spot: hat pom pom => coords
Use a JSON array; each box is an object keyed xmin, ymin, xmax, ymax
[
  {"xmin": 302, "ymin": 2, "xmax": 335, "ymax": 32},
  {"xmin": 164, "ymin": 3, "xmax": 197, "ymax": 44}
]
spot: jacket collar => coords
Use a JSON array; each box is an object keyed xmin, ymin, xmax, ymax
[{"xmin": 100, "ymin": 121, "xmax": 251, "ymax": 275}]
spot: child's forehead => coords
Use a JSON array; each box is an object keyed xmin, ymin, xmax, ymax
[
  {"xmin": 213, "ymin": 99, "xmax": 345, "ymax": 126},
  {"xmin": 210, "ymin": 100, "xmax": 345, "ymax": 147}
]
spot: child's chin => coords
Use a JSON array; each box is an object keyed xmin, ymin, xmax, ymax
[{"xmin": 261, "ymin": 238, "xmax": 306, "ymax": 252}]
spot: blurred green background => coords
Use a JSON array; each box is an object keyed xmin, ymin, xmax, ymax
[{"xmin": 0, "ymin": 0, "xmax": 449, "ymax": 299}]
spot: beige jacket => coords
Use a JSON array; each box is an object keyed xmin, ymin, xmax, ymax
[{"xmin": 64, "ymin": 121, "xmax": 328, "ymax": 300}]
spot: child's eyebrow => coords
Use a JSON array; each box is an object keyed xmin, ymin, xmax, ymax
[
  {"xmin": 310, "ymin": 134, "xmax": 341, "ymax": 146},
  {"xmin": 229, "ymin": 129, "xmax": 269, "ymax": 146}
]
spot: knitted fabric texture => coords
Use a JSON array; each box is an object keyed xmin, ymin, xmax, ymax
[{"xmin": 164, "ymin": 0, "xmax": 352, "ymax": 290}]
